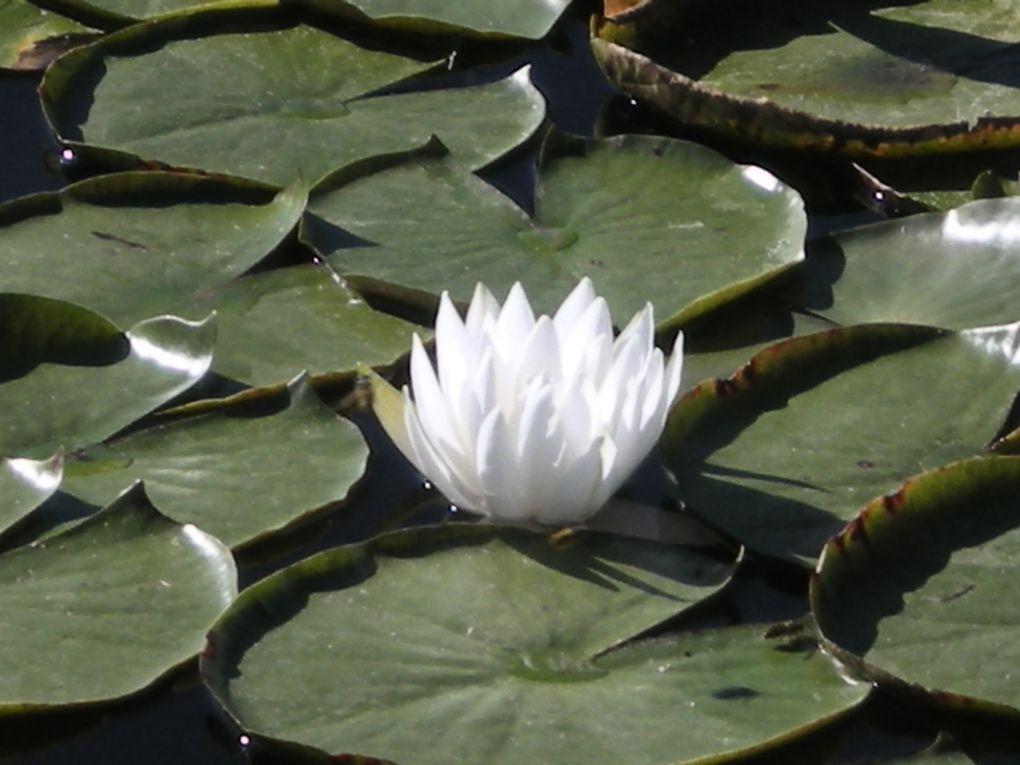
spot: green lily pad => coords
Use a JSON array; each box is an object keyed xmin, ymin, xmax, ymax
[
  {"xmin": 306, "ymin": 134, "xmax": 806, "ymax": 329},
  {"xmin": 0, "ymin": 482, "xmax": 236, "ymax": 711},
  {"xmin": 294, "ymin": 0, "xmax": 572, "ymax": 39},
  {"xmin": 0, "ymin": 303, "xmax": 215, "ymax": 459},
  {"xmin": 662, "ymin": 322, "xmax": 1020, "ymax": 564},
  {"xmin": 805, "ymin": 196, "xmax": 1020, "ymax": 330},
  {"xmin": 191, "ymin": 264, "xmax": 425, "ymax": 387},
  {"xmin": 43, "ymin": 16, "xmax": 545, "ymax": 186},
  {"xmin": 54, "ymin": 375, "xmax": 368, "ymax": 549},
  {"xmin": 201, "ymin": 524, "xmax": 869, "ymax": 763},
  {"xmin": 0, "ymin": 454, "xmax": 62, "ymax": 535},
  {"xmin": 0, "ymin": 293, "xmax": 123, "ymax": 381},
  {"xmin": 593, "ymin": 0, "xmax": 1020, "ymax": 157},
  {"xmin": 812, "ymin": 456, "xmax": 1020, "ymax": 715},
  {"xmin": 0, "ymin": 172, "xmax": 306, "ymax": 327},
  {"xmin": 0, "ymin": 0, "xmax": 95, "ymax": 70}
]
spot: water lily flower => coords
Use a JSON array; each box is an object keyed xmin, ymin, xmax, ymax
[{"xmin": 381, "ymin": 278, "xmax": 684, "ymax": 525}]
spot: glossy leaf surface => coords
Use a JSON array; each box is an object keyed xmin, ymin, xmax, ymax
[
  {"xmin": 44, "ymin": 20, "xmax": 545, "ymax": 185},
  {"xmin": 0, "ymin": 483, "xmax": 236, "ymax": 711},
  {"xmin": 0, "ymin": 454, "xmax": 62, "ymax": 535},
  {"xmin": 0, "ymin": 173, "xmax": 305, "ymax": 326},
  {"xmin": 663, "ymin": 323, "xmax": 1020, "ymax": 563},
  {"xmin": 309, "ymin": 134, "xmax": 806, "ymax": 327},
  {"xmin": 0, "ymin": 306, "xmax": 215, "ymax": 458},
  {"xmin": 203, "ymin": 525, "xmax": 867, "ymax": 763},
  {"xmin": 57, "ymin": 376, "xmax": 368, "ymax": 548}
]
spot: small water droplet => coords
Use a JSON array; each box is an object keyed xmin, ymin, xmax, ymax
[
  {"xmin": 59, "ymin": 147, "xmax": 77, "ymax": 166},
  {"xmin": 422, "ymin": 480, "xmax": 433, "ymax": 491},
  {"xmin": 448, "ymin": 504, "xmax": 459, "ymax": 515},
  {"xmin": 238, "ymin": 734, "xmax": 251, "ymax": 748}
]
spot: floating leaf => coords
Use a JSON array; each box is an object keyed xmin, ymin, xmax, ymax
[
  {"xmin": 201, "ymin": 524, "xmax": 869, "ymax": 763},
  {"xmin": 55, "ymin": 375, "xmax": 368, "ymax": 548},
  {"xmin": 0, "ymin": 172, "xmax": 306, "ymax": 326},
  {"xmin": 662, "ymin": 323, "xmax": 1020, "ymax": 563},
  {"xmin": 296, "ymin": 0, "xmax": 572, "ymax": 39},
  {"xmin": 191, "ymin": 264, "xmax": 424, "ymax": 387},
  {"xmin": 805, "ymin": 196, "xmax": 1020, "ymax": 330},
  {"xmin": 307, "ymin": 134, "xmax": 806, "ymax": 329},
  {"xmin": 43, "ymin": 16, "xmax": 545, "ymax": 185},
  {"xmin": 812, "ymin": 456, "xmax": 1020, "ymax": 715},
  {"xmin": 593, "ymin": 0, "xmax": 1020, "ymax": 157},
  {"xmin": 0, "ymin": 0, "xmax": 95, "ymax": 71},
  {"xmin": 0, "ymin": 454, "xmax": 62, "ymax": 535},
  {"xmin": 0, "ymin": 483, "xmax": 236, "ymax": 711},
  {"xmin": 0, "ymin": 302, "xmax": 215, "ymax": 458}
]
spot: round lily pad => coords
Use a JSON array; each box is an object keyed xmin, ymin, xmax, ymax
[
  {"xmin": 0, "ymin": 483, "xmax": 236, "ymax": 711},
  {"xmin": 57, "ymin": 375, "xmax": 368, "ymax": 548},
  {"xmin": 804, "ymin": 196, "xmax": 1020, "ymax": 330},
  {"xmin": 0, "ymin": 172, "xmax": 306, "ymax": 326},
  {"xmin": 812, "ymin": 456, "xmax": 1020, "ymax": 715},
  {"xmin": 593, "ymin": 0, "xmax": 1020, "ymax": 157},
  {"xmin": 0, "ymin": 299, "xmax": 215, "ymax": 459},
  {"xmin": 43, "ymin": 16, "xmax": 545, "ymax": 186},
  {"xmin": 308, "ymin": 133, "xmax": 806, "ymax": 328},
  {"xmin": 191, "ymin": 264, "xmax": 425, "ymax": 387},
  {"xmin": 662, "ymin": 322, "xmax": 1020, "ymax": 563},
  {"xmin": 201, "ymin": 524, "xmax": 871, "ymax": 763}
]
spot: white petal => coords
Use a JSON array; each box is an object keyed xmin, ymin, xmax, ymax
[
  {"xmin": 560, "ymin": 297, "xmax": 613, "ymax": 381},
  {"xmin": 665, "ymin": 331, "xmax": 685, "ymax": 404},
  {"xmin": 557, "ymin": 378, "xmax": 600, "ymax": 457},
  {"xmin": 465, "ymin": 282, "xmax": 500, "ymax": 337},
  {"xmin": 475, "ymin": 408, "xmax": 524, "ymax": 519},
  {"xmin": 639, "ymin": 351, "xmax": 666, "ymax": 430},
  {"xmin": 409, "ymin": 335, "xmax": 459, "ymax": 453},
  {"xmin": 552, "ymin": 277, "xmax": 596, "ymax": 337},
  {"xmin": 539, "ymin": 434, "xmax": 606, "ymax": 524},
  {"xmin": 494, "ymin": 282, "xmax": 536, "ymax": 348},
  {"xmin": 615, "ymin": 303, "xmax": 655, "ymax": 372},
  {"xmin": 435, "ymin": 292, "xmax": 473, "ymax": 399},
  {"xmin": 403, "ymin": 389, "xmax": 480, "ymax": 511},
  {"xmin": 513, "ymin": 381, "xmax": 565, "ymax": 516},
  {"xmin": 593, "ymin": 436, "xmax": 623, "ymax": 507},
  {"xmin": 514, "ymin": 316, "xmax": 561, "ymax": 394},
  {"xmin": 598, "ymin": 330, "xmax": 645, "ymax": 432}
]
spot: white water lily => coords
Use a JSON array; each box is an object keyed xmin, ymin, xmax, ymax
[{"xmin": 384, "ymin": 278, "xmax": 684, "ymax": 525}]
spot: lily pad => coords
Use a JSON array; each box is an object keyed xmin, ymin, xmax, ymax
[
  {"xmin": 0, "ymin": 172, "xmax": 306, "ymax": 326},
  {"xmin": 200, "ymin": 524, "xmax": 871, "ymax": 763},
  {"xmin": 0, "ymin": 0, "xmax": 95, "ymax": 70},
  {"xmin": 296, "ymin": 0, "xmax": 572, "ymax": 39},
  {"xmin": 55, "ymin": 375, "xmax": 368, "ymax": 549},
  {"xmin": 0, "ymin": 482, "xmax": 236, "ymax": 711},
  {"xmin": 0, "ymin": 454, "xmax": 62, "ymax": 535},
  {"xmin": 0, "ymin": 303, "xmax": 215, "ymax": 459},
  {"xmin": 804, "ymin": 196, "xmax": 1020, "ymax": 330},
  {"xmin": 307, "ymin": 134, "xmax": 806, "ymax": 329},
  {"xmin": 662, "ymin": 322, "xmax": 1020, "ymax": 563},
  {"xmin": 593, "ymin": 0, "xmax": 1020, "ymax": 157},
  {"xmin": 191, "ymin": 264, "xmax": 425, "ymax": 387},
  {"xmin": 42, "ymin": 16, "xmax": 545, "ymax": 186},
  {"xmin": 812, "ymin": 456, "xmax": 1020, "ymax": 715}
]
